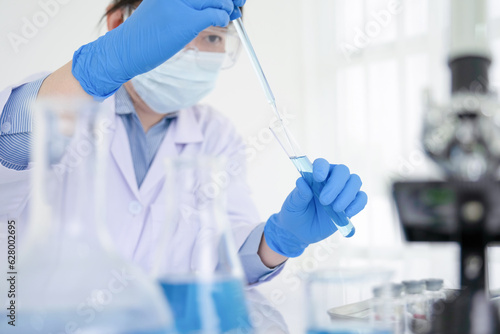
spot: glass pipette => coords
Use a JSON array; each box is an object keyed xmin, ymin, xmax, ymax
[
  {"xmin": 233, "ymin": 18, "xmax": 279, "ymax": 120},
  {"xmin": 233, "ymin": 17, "xmax": 355, "ymax": 238}
]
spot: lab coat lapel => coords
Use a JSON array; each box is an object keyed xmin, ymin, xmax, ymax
[
  {"xmin": 139, "ymin": 108, "xmax": 204, "ymax": 195},
  {"xmin": 138, "ymin": 121, "xmax": 178, "ymax": 195},
  {"xmin": 110, "ymin": 115, "xmax": 141, "ymax": 199}
]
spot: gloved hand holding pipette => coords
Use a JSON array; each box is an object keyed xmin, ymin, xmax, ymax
[
  {"xmin": 73, "ymin": 0, "xmax": 245, "ymax": 100},
  {"xmin": 263, "ymin": 159, "xmax": 367, "ymax": 258}
]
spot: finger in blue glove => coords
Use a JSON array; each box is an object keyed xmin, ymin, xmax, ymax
[
  {"xmin": 318, "ymin": 163, "xmax": 350, "ymax": 205},
  {"xmin": 345, "ymin": 191, "xmax": 368, "ymax": 218},
  {"xmin": 283, "ymin": 178, "xmax": 313, "ymax": 213}
]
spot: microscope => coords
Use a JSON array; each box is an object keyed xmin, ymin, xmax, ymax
[{"xmin": 393, "ymin": 0, "xmax": 500, "ymax": 333}]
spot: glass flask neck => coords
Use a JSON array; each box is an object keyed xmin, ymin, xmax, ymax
[
  {"xmin": 153, "ymin": 156, "xmax": 245, "ymax": 280},
  {"xmin": 15, "ymin": 98, "xmax": 175, "ymax": 334},
  {"xmin": 153, "ymin": 156, "xmax": 253, "ymax": 334},
  {"xmin": 28, "ymin": 99, "xmax": 112, "ymax": 252}
]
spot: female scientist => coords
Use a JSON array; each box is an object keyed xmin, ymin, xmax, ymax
[{"xmin": 0, "ymin": 0, "xmax": 367, "ymax": 284}]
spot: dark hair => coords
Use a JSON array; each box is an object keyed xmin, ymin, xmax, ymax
[
  {"xmin": 102, "ymin": 0, "xmax": 138, "ymax": 22},
  {"xmin": 102, "ymin": 0, "xmax": 243, "ymax": 22},
  {"xmin": 105, "ymin": 0, "xmax": 137, "ymax": 16}
]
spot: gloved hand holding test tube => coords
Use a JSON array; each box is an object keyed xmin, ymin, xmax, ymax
[
  {"xmin": 233, "ymin": 17, "xmax": 355, "ymax": 238},
  {"xmin": 269, "ymin": 124, "xmax": 356, "ymax": 238}
]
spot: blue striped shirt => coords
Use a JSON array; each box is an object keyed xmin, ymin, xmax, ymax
[
  {"xmin": 0, "ymin": 78, "xmax": 283, "ymax": 284},
  {"xmin": 114, "ymin": 86, "xmax": 174, "ymax": 188},
  {"xmin": 0, "ymin": 77, "xmax": 44, "ymax": 170}
]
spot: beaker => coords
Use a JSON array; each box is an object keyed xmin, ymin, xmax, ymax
[
  {"xmin": 153, "ymin": 156, "xmax": 253, "ymax": 334},
  {"xmin": 10, "ymin": 98, "xmax": 174, "ymax": 333},
  {"xmin": 306, "ymin": 268, "xmax": 393, "ymax": 334}
]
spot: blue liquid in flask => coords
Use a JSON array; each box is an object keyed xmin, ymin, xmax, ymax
[
  {"xmin": 160, "ymin": 277, "xmax": 253, "ymax": 334},
  {"xmin": 12, "ymin": 312, "xmax": 174, "ymax": 334},
  {"xmin": 308, "ymin": 331, "xmax": 360, "ymax": 334},
  {"xmin": 290, "ymin": 156, "xmax": 355, "ymax": 237}
]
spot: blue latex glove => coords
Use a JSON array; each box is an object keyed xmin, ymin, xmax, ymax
[
  {"xmin": 72, "ymin": 0, "xmax": 245, "ymax": 100},
  {"xmin": 264, "ymin": 159, "xmax": 368, "ymax": 257}
]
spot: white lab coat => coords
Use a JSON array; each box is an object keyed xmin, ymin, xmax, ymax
[{"xmin": 0, "ymin": 74, "xmax": 262, "ymax": 274}]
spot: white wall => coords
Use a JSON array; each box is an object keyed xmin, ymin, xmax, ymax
[{"xmin": 0, "ymin": 0, "xmax": 108, "ymax": 87}]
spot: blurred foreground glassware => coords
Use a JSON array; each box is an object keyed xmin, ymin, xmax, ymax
[
  {"xmin": 372, "ymin": 284, "xmax": 405, "ymax": 334},
  {"xmin": 10, "ymin": 99, "xmax": 174, "ymax": 333},
  {"xmin": 306, "ymin": 268, "xmax": 393, "ymax": 334},
  {"xmin": 402, "ymin": 280, "xmax": 429, "ymax": 334},
  {"xmin": 423, "ymin": 279, "xmax": 446, "ymax": 327},
  {"xmin": 153, "ymin": 156, "xmax": 253, "ymax": 334}
]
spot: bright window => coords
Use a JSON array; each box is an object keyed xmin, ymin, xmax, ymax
[{"xmin": 299, "ymin": 0, "xmax": 500, "ymax": 289}]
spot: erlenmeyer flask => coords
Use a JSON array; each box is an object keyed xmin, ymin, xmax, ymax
[
  {"xmin": 8, "ymin": 99, "xmax": 174, "ymax": 333},
  {"xmin": 153, "ymin": 156, "xmax": 253, "ymax": 334}
]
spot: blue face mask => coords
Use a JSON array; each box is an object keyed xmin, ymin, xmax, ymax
[{"xmin": 131, "ymin": 50, "xmax": 224, "ymax": 114}]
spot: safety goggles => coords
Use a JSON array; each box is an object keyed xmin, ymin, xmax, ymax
[{"xmin": 123, "ymin": 5, "xmax": 241, "ymax": 70}]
